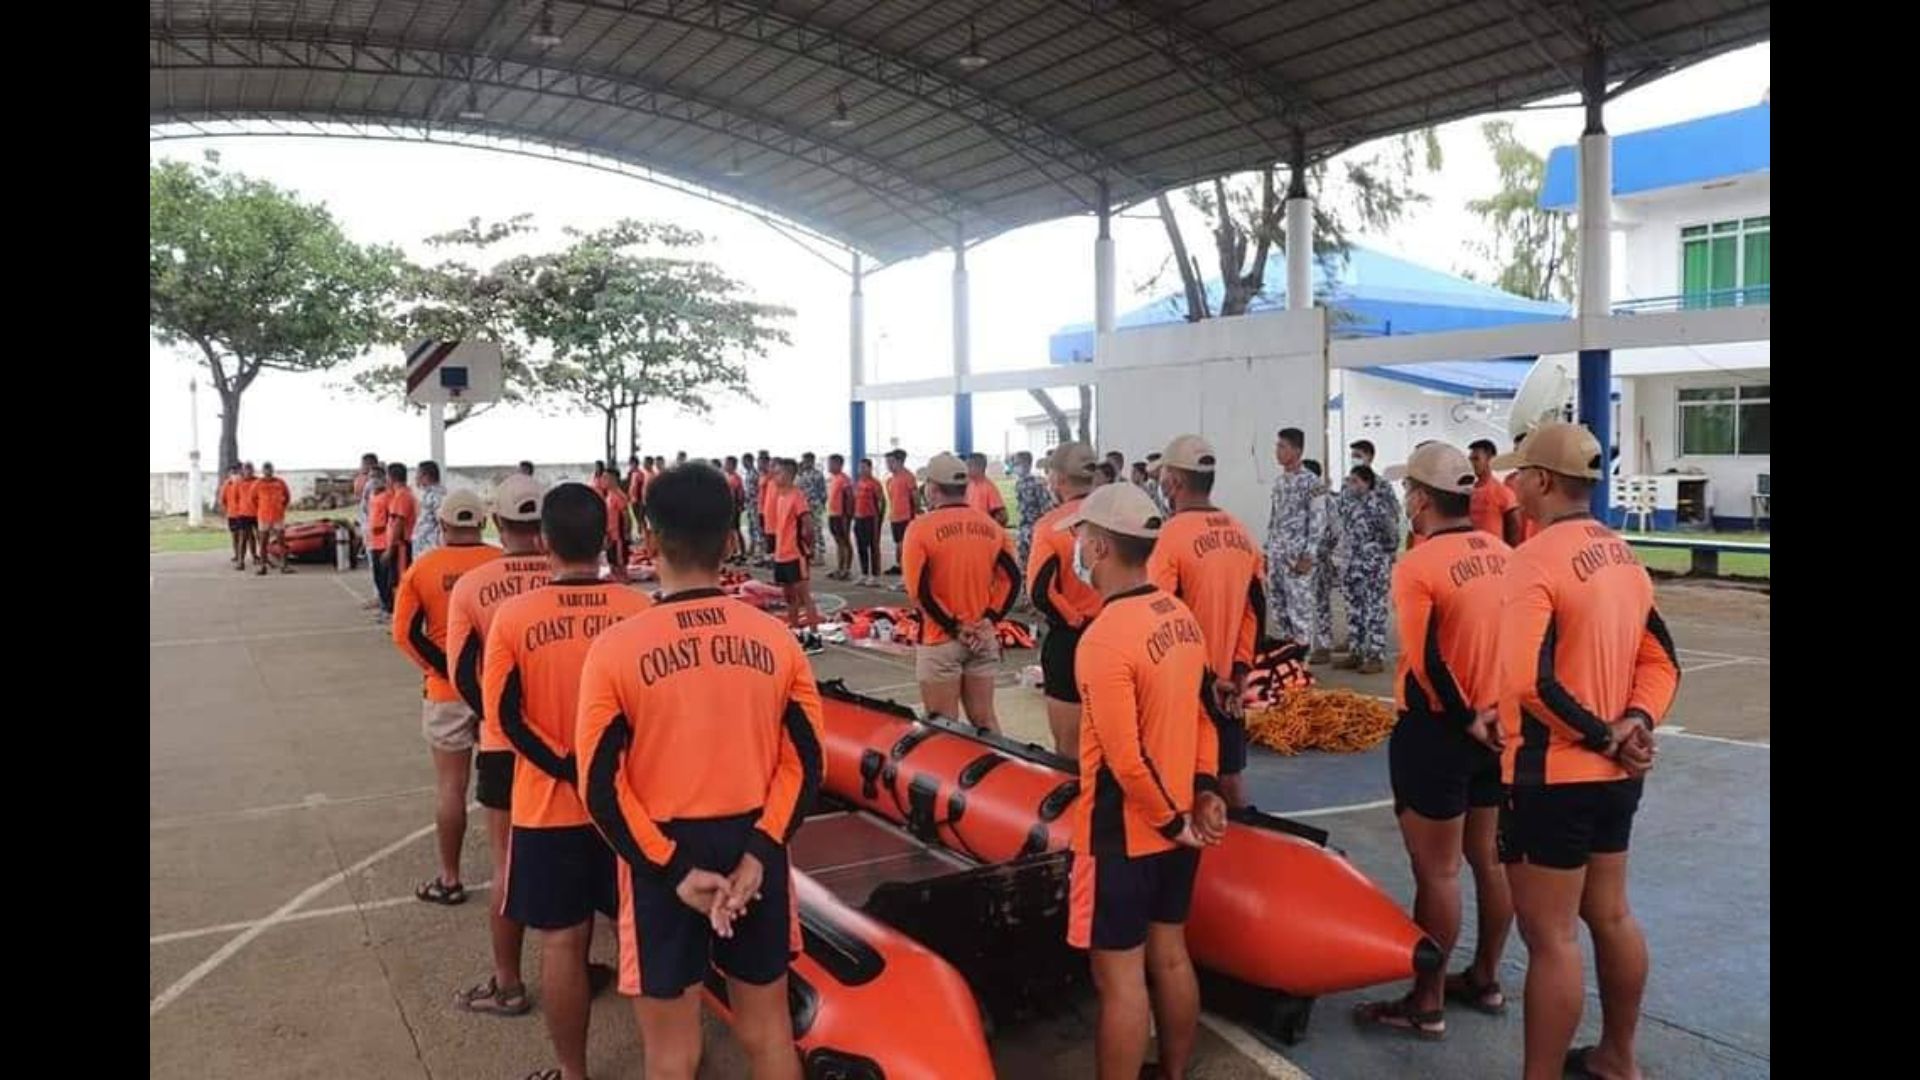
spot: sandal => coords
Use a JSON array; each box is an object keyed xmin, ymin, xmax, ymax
[
  {"xmin": 454, "ymin": 977, "xmax": 532, "ymax": 1017},
  {"xmin": 416, "ymin": 878, "xmax": 466, "ymax": 906},
  {"xmin": 1445, "ymin": 969, "xmax": 1507, "ymax": 1014},
  {"xmin": 522, "ymin": 1071, "xmax": 562, "ymax": 1080},
  {"xmin": 1564, "ymin": 1045, "xmax": 1628, "ymax": 1079},
  {"xmin": 1352, "ymin": 995, "xmax": 1446, "ymax": 1040}
]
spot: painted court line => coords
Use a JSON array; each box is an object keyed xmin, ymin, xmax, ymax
[
  {"xmin": 1199, "ymin": 1012, "xmax": 1311, "ymax": 1079},
  {"xmin": 1285, "ymin": 798, "xmax": 1395, "ymax": 818},
  {"xmin": 151, "ymin": 786, "xmax": 437, "ymax": 830},
  {"xmin": 151, "ymin": 625, "xmax": 380, "ymax": 649},
  {"xmin": 150, "ymin": 814, "xmax": 454, "ymax": 1017},
  {"xmin": 151, "ymin": 881, "xmax": 496, "ymax": 946}
]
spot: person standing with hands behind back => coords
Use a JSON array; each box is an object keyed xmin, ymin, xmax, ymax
[
  {"xmin": 1492, "ymin": 423, "xmax": 1678, "ymax": 1080},
  {"xmin": 577, "ymin": 463, "xmax": 822, "ymax": 1080},
  {"xmin": 1061, "ymin": 482, "xmax": 1226, "ymax": 1080}
]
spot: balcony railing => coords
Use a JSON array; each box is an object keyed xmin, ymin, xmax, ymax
[{"xmin": 1614, "ymin": 285, "xmax": 1771, "ymax": 314}]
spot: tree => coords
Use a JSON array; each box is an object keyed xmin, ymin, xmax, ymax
[
  {"xmin": 1156, "ymin": 131, "xmax": 1442, "ymax": 319},
  {"xmin": 150, "ymin": 153, "xmax": 400, "ymax": 472},
  {"xmin": 1464, "ymin": 121, "xmax": 1576, "ymax": 303},
  {"xmin": 349, "ymin": 215, "xmax": 547, "ymax": 427},
  {"xmin": 513, "ymin": 221, "xmax": 792, "ymax": 464},
  {"xmin": 1027, "ymin": 386, "xmax": 1092, "ymax": 447}
]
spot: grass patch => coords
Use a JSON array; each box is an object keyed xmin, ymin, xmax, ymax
[
  {"xmin": 1625, "ymin": 530, "xmax": 1771, "ymax": 580},
  {"xmin": 151, "ymin": 510, "xmax": 501, "ymax": 555}
]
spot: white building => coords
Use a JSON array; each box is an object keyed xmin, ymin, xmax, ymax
[
  {"xmin": 1006, "ymin": 408, "xmax": 1082, "ymax": 462},
  {"xmin": 1541, "ymin": 99, "xmax": 1770, "ymax": 528}
]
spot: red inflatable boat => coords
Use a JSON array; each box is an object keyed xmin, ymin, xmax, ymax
[
  {"xmin": 701, "ymin": 868, "xmax": 994, "ymax": 1080},
  {"xmin": 817, "ymin": 681, "xmax": 1438, "ymax": 997}
]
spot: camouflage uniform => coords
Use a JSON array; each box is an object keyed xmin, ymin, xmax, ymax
[
  {"xmin": 1137, "ymin": 480, "xmax": 1172, "ymax": 519},
  {"xmin": 1336, "ymin": 483, "xmax": 1399, "ymax": 663},
  {"xmin": 798, "ymin": 464, "xmax": 828, "ymax": 560},
  {"xmin": 741, "ymin": 464, "xmax": 763, "ymax": 554},
  {"xmin": 1014, "ymin": 469, "xmax": 1053, "ymax": 569},
  {"xmin": 1308, "ymin": 479, "xmax": 1335, "ymax": 651},
  {"xmin": 1265, "ymin": 467, "xmax": 1322, "ymax": 645}
]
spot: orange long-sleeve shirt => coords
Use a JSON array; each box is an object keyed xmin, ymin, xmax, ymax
[
  {"xmin": 1146, "ymin": 507, "xmax": 1266, "ymax": 681},
  {"xmin": 900, "ymin": 505, "xmax": 1022, "ymax": 645},
  {"xmin": 1071, "ymin": 585, "xmax": 1220, "ymax": 858},
  {"xmin": 484, "ymin": 580, "xmax": 651, "ymax": 828},
  {"xmin": 447, "ymin": 554, "xmax": 553, "ymax": 751},
  {"xmin": 1497, "ymin": 516, "xmax": 1681, "ymax": 785},
  {"xmin": 576, "ymin": 588, "xmax": 824, "ymax": 883},
  {"xmin": 391, "ymin": 543, "xmax": 502, "ymax": 702},
  {"xmin": 1391, "ymin": 526, "xmax": 1511, "ymax": 726},
  {"xmin": 1025, "ymin": 495, "xmax": 1102, "ymax": 630}
]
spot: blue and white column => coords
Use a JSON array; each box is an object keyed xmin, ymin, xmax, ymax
[
  {"xmin": 952, "ymin": 223, "xmax": 972, "ymax": 456},
  {"xmin": 849, "ymin": 251, "xmax": 867, "ymax": 467},
  {"xmin": 1576, "ymin": 45, "xmax": 1613, "ymax": 519}
]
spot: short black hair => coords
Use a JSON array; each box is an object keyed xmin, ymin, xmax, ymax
[
  {"xmin": 1349, "ymin": 464, "xmax": 1376, "ymax": 488},
  {"xmin": 518, "ymin": 460, "xmax": 535, "ymax": 475},
  {"xmin": 594, "ymin": 460, "xmax": 606, "ymax": 474},
  {"xmin": 725, "ymin": 455, "xmax": 739, "ymax": 468},
  {"xmin": 646, "ymin": 464, "xmax": 735, "ymax": 570},
  {"xmin": 417, "ymin": 460, "xmax": 440, "ymax": 483},
  {"xmin": 1411, "ymin": 481, "xmax": 1471, "ymax": 518},
  {"xmin": 629, "ymin": 454, "xmax": 640, "ymax": 464},
  {"xmin": 1468, "ymin": 439, "xmax": 1498, "ymax": 457},
  {"xmin": 541, "ymin": 483, "xmax": 607, "ymax": 563},
  {"xmin": 1350, "ymin": 440, "xmax": 1376, "ymax": 457},
  {"xmin": 229, "ymin": 462, "xmax": 244, "ymax": 473},
  {"xmin": 859, "ymin": 457, "xmax": 874, "ymax": 469},
  {"xmin": 1167, "ymin": 464, "xmax": 1214, "ymax": 495},
  {"xmin": 1105, "ymin": 451, "xmax": 1125, "ymax": 464},
  {"xmin": 1013, "ymin": 451, "xmax": 1033, "ymax": 466},
  {"xmin": 968, "ymin": 452, "xmax": 988, "ymax": 466},
  {"xmin": 802, "ymin": 452, "xmax": 816, "ymax": 464},
  {"xmin": 935, "ymin": 481, "xmax": 968, "ymax": 499},
  {"xmin": 1092, "ymin": 524, "xmax": 1156, "ymax": 567},
  {"xmin": 387, "ymin": 462, "xmax": 408, "ymax": 483},
  {"xmin": 361, "ymin": 452, "xmax": 379, "ymax": 465},
  {"xmin": 886, "ymin": 449, "xmax": 907, "ymax": 461},
  {"xmin": 1277, "ymin": 427, "xmax": 1305, "ymax": 450},
  {"xmin": 1096, "ymin": 462, "xmax": 1118, "ymax": 482},
  {"xmin": 828, "ymin": 453, "xmax": 844, "ymax": 467},
  {"xmin": 1302, "ymin": 458, "xmax": 1323, "ymax": 477}
]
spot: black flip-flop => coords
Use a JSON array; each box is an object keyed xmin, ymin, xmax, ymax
[
  {"xmin": 1445, "ymin": 969, "xmax": 1508, "ymax": 1015},
  {"xmin": 415, "ymin": 878, "xmax": 466, "ymax": 906},
  {"xmin": 454, "ymin": 977, "xmax": 531, "ymax": 1017},
  {"xmin": 1353, "ymin": 996, "xmax": 1446, "ymax": 1040},
  {"xmin": 1564, "ymin": 1045, "xmax": 1612, "ymax": 1078}
]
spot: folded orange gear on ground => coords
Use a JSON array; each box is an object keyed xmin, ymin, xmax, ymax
[{"xmin": 1246, "ymin": 688, "xmax": 1397, "ymax": 756}]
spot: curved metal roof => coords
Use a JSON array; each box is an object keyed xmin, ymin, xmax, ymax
[{"xmin": 150, "ymin": 1, "xmax": 1770, "ymax": 264}]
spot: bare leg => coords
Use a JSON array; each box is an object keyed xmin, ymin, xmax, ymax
[
  {"xmin": 486, "ymin": 808, "xmax": 524, "ymax": 992},
  {"xmin": 1144, "ymin": 922, "xmax": 1200, "ymax": 1078},
  {"xmin": 1580, "ymin": 853, "xmax": 1648, "ymax": 1080},
  {"xmin": 633, "ymin": 991, "xmax": 703, "ymax": 1080},
  {"xmin": 727, "ymin": 975, "xmax": 802, "ymax": 1080},
  {"xmin": 1463, "ymin": 805, "xmax": 1513, "ymax": 987},
  {"xmin": 1398, "ymin": 810, "xmax": 1466, "ymax": 1013},
  {"xmin": 1045, "ymin": 697, "xmax": 1081, "ymax": 759},
  {"xmin": 430, "ymin": 747, "xmax": 472, "ymax": 887},
  {"xmin": 540, "ymin": 920, "xmax": 594, "ymax": 1080},
  {"xmin": 959, "ymin": 672, "xmax": 1000, "ymax": 733},
  {"xmin": 1509, "ymin": 861, "xmax": 1589, "ymax": 1080},
  {"xmin": 1089, "ymin": 945, "xmax": 1152, "ymax": 1080}
]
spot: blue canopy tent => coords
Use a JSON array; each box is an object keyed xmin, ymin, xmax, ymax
[{"xmin": 1047, "ymin": 243, "xmax": 1571, "ymax": 398}]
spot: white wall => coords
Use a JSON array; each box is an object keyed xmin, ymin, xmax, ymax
[
  {"xmin": 1095, "ymin": 310, "xmax": 1326, "ymax": 536},
  {"xmin": 1630, "ymin": 368, "xmax": 1769, "ymax": 520},
  {"xmin": 1616, "ymin": 174, "xmax": 1770, "ymax": 304},
  {"xmin": 1332, "ymin": 371, "xmax": 1511, "ymax": 476}
]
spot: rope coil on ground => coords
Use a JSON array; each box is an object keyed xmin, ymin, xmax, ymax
[{"xmin": 1246, "ymin": 689, "xmax": 1397, "ymax": 756}]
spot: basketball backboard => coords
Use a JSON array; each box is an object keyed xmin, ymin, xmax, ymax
[{"xmin": 404, "ymin": 339, "xmax": 504, "ymax": 406}]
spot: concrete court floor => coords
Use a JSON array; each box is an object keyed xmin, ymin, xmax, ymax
[{"xmin": 150, "ymin": 550, "xmax": 1768, "ymax": 1079}]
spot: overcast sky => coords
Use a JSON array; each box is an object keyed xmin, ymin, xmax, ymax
[{"xmin": 149, "ymin": 44, "xmax": 1767, "ymax": 473}]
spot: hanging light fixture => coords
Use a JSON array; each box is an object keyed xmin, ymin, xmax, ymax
[
  {"xmin": 458, "ymin": 84, "xmax": 486, "ymax": 121},
  {"xmin": 829, "ymin": 95, "xmax": 855, "ymax": 129},
  {"xmin": 531, "ymin": 3, "xmax": 563, "ymax": 48},
  {"xmin": 956, "ymin": 21, "xmax": 989, "ymax": 70}
]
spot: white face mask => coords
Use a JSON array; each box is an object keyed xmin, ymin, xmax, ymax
[
  {"xmin": 1350, "ymin": 454, "xmax": 1367, "ymax": 468},
  {"xmin": 1072, "ymin": 535, "xmax": 1095, "ymax": 584}
]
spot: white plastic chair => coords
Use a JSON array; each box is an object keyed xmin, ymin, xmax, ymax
[{"xmin": 1623, "ymin": 479, "xmax": 1657, "ymax": 533}]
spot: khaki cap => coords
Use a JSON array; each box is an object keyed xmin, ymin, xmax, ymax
[
  {"xmin": 438, "ymin": 489, "xmax": 488, "ymax": 527},
  {"xmin": 1383, "ymin": 442, "xmax": 1476, "ymax": 495},
  {"xmin": 1145, "ymin": 434, "xmax": 1215, "ymax": 474},
  {"xmin": 922, "ymin": 452, "xmax": 969, "ymax": 486},
  {"xmin": 1054, "ymin": 482, "xmax": 1164, "ymax": 539},
  {"xmin": 1045, "ymin": 441, "xmax": 1098, "ymax": 481},
  {"xmin": 491, "ymin": 474, "xmax": 547, "ymax": 522},
  {"xmin": 1491, "ymin": 421, "xmax": 1604, "ymax": 480}
]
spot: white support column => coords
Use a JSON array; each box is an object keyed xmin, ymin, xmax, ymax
[
  {"xmin": 1095, "ymin": 181, "xmax": 1115, "ymax": 335},
  {"xmin": 1287, "ymin": 133, "xmax": 1313, "ymax": 310},
  {"xmin": 429, "ymin": 401, "xmax": 447, "ymax": 466},
  {"xmin": 849, "ymin": 253, "xmax": 867, "ymax": 465},
  {"xmin": 1576, "ymin": 46, "xmax": 1614, "ymax": 518},
  {"xmin": 1577, "ymin": 130, "xmax": 1613, "ymax": 320},
  {"xmin": 186, "ymin": 377, "xmax": 203, "ymax": 527},
  {"xmin": 952, "ymin": 224, "xmax": 973, "ymax": 454}
]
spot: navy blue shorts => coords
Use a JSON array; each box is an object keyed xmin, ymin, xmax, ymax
[
  {"xmin": 501, "ymin": 825, "xmax": 617, "ymax": 930},
  {"xmin": 1041, "ymin": 624, "xmax": 1083, "ymax": 703},
  {"xmin": 1389, "ymin": 714, "xmax": 1502, "ymax": 821},
  {"xmin": 1214, "ymin": 716, "xmax": 1248, "ymax": 776},
  {"xmin": 616, "ymin": 812, "xmax": 795, "ymax": 999},
  {"xmin": 475, "ymin": 750, "xmax": 514, "ymax": 812},
  {"xmin": 1067, "ymin": 847, "xmax": 1202, "ymax": 951},
  {"xmin": 1499, "ymin": 778, "xmax": 1644, "ymax": 870}
]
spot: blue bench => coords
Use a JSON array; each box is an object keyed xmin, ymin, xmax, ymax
[{"xmin": 1626, "ymin": 536, "xmax": 1770, "ymax": 576}]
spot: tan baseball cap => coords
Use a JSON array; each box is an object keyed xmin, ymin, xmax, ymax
[
  {"xmin": 1383, "ymin": 442, "xmax": 1476, "ymax": 495},
  {"xmin": 1145, "ymin": 434, "xmax": 1216, "ymax": 474},
  {"xmin": 1045, "ymin": 441, "xmax": 1098, "ymax": 481},
  {"xmin": 491, "ymin": 474, "xmax": 547, "ymax": 522},
  {"xmin": 1492, "ymin": 421, "xmax": 1603, "ymax": 480},
  {"xmin": 438, "ymin": 489, "xmax": 488, "ymax": 527},
  {"xmin": 922, "ymin": 452, "xmax": 969, "ymax": 486},
  {"xmin": 1054, "ymin": 482, "xmax": 1164, "ymax": 539}
]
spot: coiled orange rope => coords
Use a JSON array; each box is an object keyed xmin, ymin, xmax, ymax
[{"xmin": 1246, "ymin": 689, "xmax": 1396, "ymax": 755}]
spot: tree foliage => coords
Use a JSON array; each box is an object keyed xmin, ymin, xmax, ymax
[
  {"xmin": 150, "ymin": 153, "xmax": 400, "ymax": 471},
  {"xmin": 1155, "ymin": 131, "xmax": 1442, "ymax": 319},
  {"xmin": 1465, "ymin": 121, "xmax": 1576, "ymax": 303}
]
